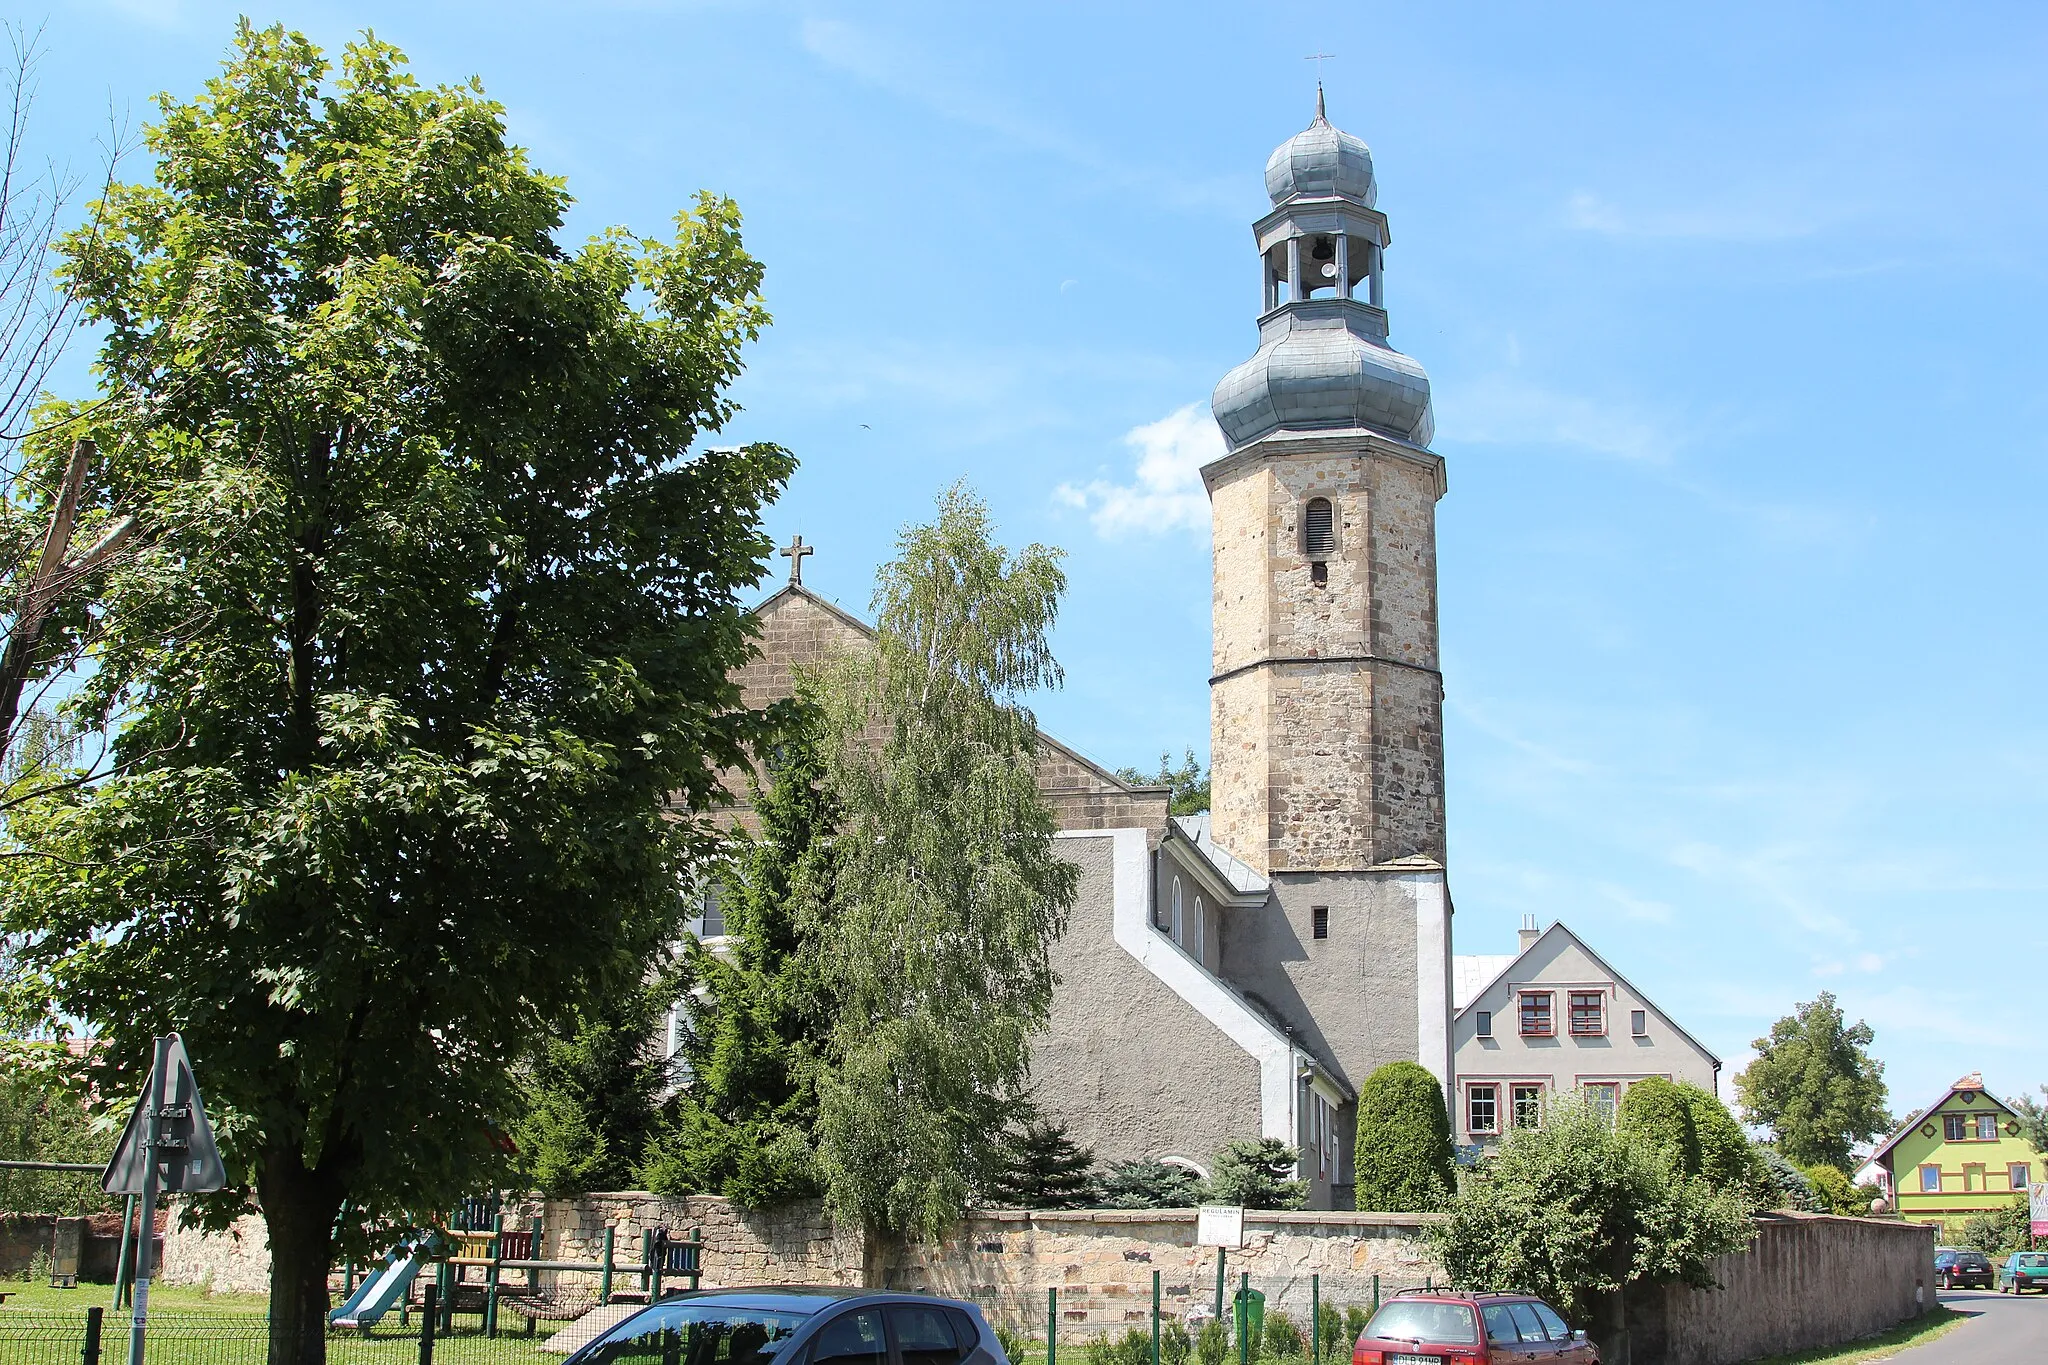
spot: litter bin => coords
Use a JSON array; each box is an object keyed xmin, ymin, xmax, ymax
[{"xmin": 1232, "ymin": 1287, "xmax": 1265, "ymax": 1351}]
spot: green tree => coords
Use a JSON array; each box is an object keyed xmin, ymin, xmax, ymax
[
  {"xmin": 1, "ymin": 25, "xmax": 790, "ymax": 1365},
  {"xmin": 1099, "ymin": 1158, "xmax": 1208, "ymax": 1209},
  {"xmin": 639, "ymin": 710, "xmax": 836, "ymax": 1206},
  {"xmin": 1733, "ymin": 993, "xmax": 1891, "ymax": 1170},
  {"xmin": 512, "ymin": 969, "xmax": 678, "ymax": 1196},
  {"xmin": 1673, "ymin": 1083, "xmax": 1755, "ymax": 1193},
  {"xmin": 0, "ymin": 1038, "xmax": 114, "ymax": 1215},
  {"xmin": 1428, "ymin": 1094, "xmax": 1752, "ymax": 1353},
  {"xmin": 2011, "ymin": 1085, "xmax": 2048, "ymax": 1154},
  {"xmin": 1208, "ymin": 1138, "xmax": 1307, "ymax": 1210},
  {"xmin": 807, "ymin": 485, "xmax": 1079, "ymax": 1241},
  {"xmin": 988, "ymin": 1120, "xmax": 1097, "ymax": 1209},
  {"xmin": 1617, "ymin": 1076, "xmax": 1702, "ymax": 1178},
  {"xmin": 1352, "ymin": 1060, "xmax": 1455, "ymax": 1211},
  {"xmin": 1115, "ymin": 749, "xmax": 1209, "ymax": 816}
]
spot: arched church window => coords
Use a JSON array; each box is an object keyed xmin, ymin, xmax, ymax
[
  {"xmin": 1172, "ymin": 877, "xmax": 1184, "ymax": 943},
  {"xmin": 1304, "ymin": 498, "xmax": 1336, "ymax": 559}
]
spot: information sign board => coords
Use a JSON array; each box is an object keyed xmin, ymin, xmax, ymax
[{"xmin": 1196, "ymin": 1204, "xmax": 1244, "ymax": 1248}]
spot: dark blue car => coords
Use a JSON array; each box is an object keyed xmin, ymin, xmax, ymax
[{"xmin": 563, "ymin": 1288, "xmax": 1009, "ymax": 1365}]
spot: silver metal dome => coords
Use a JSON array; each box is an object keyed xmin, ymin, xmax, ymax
[
  {"xmin": 1263, "ymin": 91, "xmax": 1375, "ymax": 207},
  {"xmin": 1212, "ymin": 302, "xmax": 1432, "ymax": 450}
]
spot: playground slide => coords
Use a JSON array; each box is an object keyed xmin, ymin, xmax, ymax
[{"xmin": 330, "ymin": 1242, "xmax": 425, "ymax": 1329}]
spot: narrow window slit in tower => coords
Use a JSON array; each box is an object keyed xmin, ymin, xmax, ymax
[
  {"xmin": 1312, "ymin": 905, "xmax": 1330, "ymax": 939},
  {"xmin": 1311, "ymin": 561, "xmax": 1327, "ymax": 586}
]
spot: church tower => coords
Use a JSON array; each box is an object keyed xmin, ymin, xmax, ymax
[{"xmin": 1204, "ymin": 92, "xmax": 1451, "ymax": 1097}]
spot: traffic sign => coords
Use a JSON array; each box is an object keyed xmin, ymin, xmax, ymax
[{"xmin": 103, "ymin": 1032, "xmax": 226, "ymax": 1196}]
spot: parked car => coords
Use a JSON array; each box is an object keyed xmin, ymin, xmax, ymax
[
  {"xmin": 1998, "ymin": 1252, "xmax": 2048, "ymax": 1295},
  {"xmin": 1933, "ymin": 1250, "xmax": 1994, "ymax": 1290},
  {"xmin": 562, "ymin": 1288, "xmax": 1008, "ymax": 1365},
  {"xmin": 1353, "ymin": 1291, "xmax": 1598, "ymax": 1365}
]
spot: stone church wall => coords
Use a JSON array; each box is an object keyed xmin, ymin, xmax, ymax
[{"xmin": 1029, "ymin": 834, "xmax": 1263, "ymax": 1176}]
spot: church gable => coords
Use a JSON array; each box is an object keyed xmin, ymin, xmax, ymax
[{"xmin": 732, "ymin": 583, "xmax": 1170, "ymax": 837}]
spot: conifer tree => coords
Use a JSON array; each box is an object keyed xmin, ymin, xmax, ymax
[
  {"xmin": 1208, "ymin": 1138, "xmax": 1307, "ymax": 1210},
  {"xmin": 1099, "ymin": 1158, "xmax": 1208, "ymax": 1209},
  {"xmin": 988, "ymin": 1120, "xmax": 1097, "ymax": 1209},
  {"xmin": 640, "ymin": 707, "xmax": 836, "ymax": 1205},
  {"xmin": 1352, "ymin": 1060, "xmax": 1455, "ymax": 1211}
]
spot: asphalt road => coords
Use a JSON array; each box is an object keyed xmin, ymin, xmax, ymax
[{"xmin": 1886, "ymin": 1290, "xmax": 2048, "ymax": 1365}]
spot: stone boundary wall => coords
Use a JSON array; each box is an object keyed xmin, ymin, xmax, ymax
[
  {"xmin": 1625, "ymin": 1213, "xmax": 1937, "ymax": 1365},
  {"xmin": 157, "ymin": 1194, "xmax": 1936, "ymax": 1365},
  {"xmin": 2, "ymin": 1212, "xmax": 154, "ymax": 1283},
  {"xmin": 499, "ymin": 1193, "xmax": 863, "ymax": 1291},
  {"xmin": 884, "ymin": 1210, "xmax": 1441, "ymax": 1336}
]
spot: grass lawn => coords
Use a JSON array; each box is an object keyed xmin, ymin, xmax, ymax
[
  {"xmin": 0, "ymin": 1279, "xmax": 567, "ymax": 1365},
  {"xmin": 1742, "ymin": 1306, "xmax": 1968, "ymax": 1365}
]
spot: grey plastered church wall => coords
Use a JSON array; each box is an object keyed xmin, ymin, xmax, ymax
[{"xmin": 1028, "ymin": 833, "xmax": 1262, "ymax": 1174}]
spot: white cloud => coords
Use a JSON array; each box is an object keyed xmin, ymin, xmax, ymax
[{"xmin": 1055, "ymin": 402, "xmax": 1222, "ymax": 538}]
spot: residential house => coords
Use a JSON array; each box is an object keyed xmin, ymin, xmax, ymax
[
  {"xmin": 1864, "ymin": 1073, "xmax": 2035, "ymax": 1236},
  {"xmin": 1451, "ymin": 917, "xmax": 1721, "ymax": 1148}
]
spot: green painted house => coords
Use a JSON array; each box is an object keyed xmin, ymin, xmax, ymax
[{"xmin": 1865, "ymin": 1072, "xmax": 2037, "ymax": 1236}]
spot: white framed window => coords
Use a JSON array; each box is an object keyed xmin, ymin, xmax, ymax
[
  {"xmin": 1475, "ymin": 1011, "xmax": 1492, "ymax": 1038},
  {"xmin": 1512, "ymin": 1084, "xmax": 1544, "ymax": 1128},
  {"xmin": 1919, "ymin": 1164, "xmax": 1941, "ymax": 1192},
  {"xmin": 1630, "ymin": 1009, "xmax": 1648, "ymax": 1037},
  {"xmin": 1976, "ymin": 1113, "xmax": 1998, "ymax": 1141},
  {"xmin": 1193, "ymin": 894, "xmax": 1205, "ymax": 960},
  {"xmin": 1585, "ymin": 1083, "xmax": 1619, "ymax": 1124},
  {"xmin": 1468, "ymin": 1085, "xmax": 1499, "ymax": 1136},
  {"xmin": 2011, "ymin": 1163, "xmax": 2032, "ymax": 1189},
  {"xmin": 1171, "ymin": 877, "xmax": 1184, "ymax": 944}
]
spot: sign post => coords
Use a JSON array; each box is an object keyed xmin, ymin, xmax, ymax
[{"xmin": 102, "ymin": 1034, "xmax": 226, "ymax": 1365}]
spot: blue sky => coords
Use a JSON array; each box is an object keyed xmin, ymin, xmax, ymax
[{"xmin": 25, "ymin": 1, "xmax": 2048, "ymax": 1133}]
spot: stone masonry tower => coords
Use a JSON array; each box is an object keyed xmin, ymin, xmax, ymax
[{"xmin": 1205, "ymin": 91, "xmax": 1452, "ymax": 1098}]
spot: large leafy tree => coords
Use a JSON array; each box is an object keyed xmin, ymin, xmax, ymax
[
  {"xmin": 808, "ymin": 484, "xmax": 1078, "ymax": 1242},
  {"xmin": 1, "ymin": 24, "xmax": 790, "ymax": 1365},
  {"xmin": 1733, "ymin": 993, "xmax": 1891, "ymax": 1170},
  {"xmin": 1429, "ymin": 1094, "xmax": 1752, "ymax": 1356},
  {"xmin": 640, "ymin": 709, "xmax": 836, "ymax": 1206}
]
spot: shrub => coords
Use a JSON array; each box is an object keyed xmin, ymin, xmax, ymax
[
  {"xmin": 1617, "ymin": 1077, "xmax": 1701, "ymax": 1178},
  {"xmin": 1675, "ymin": 1082, "xmax": 1756, "ymax": 1194},
  {"xmin": 1263, "ymin": 1310, "xmax": 1304, "ymax": 1359},
  {"xmin": 1961, "ymin": 1196, "xmax": 2029, "ymax": 1256},
  {"xmin": 1352, "ymin": 1061, "xmax": 1456, "ymax": 1212},
  {"xmin": 1800, "ymin": 1163, "xmax": 1865, "ymax": 1216},
  {"xmin": 1160, "ymin": 1319, "xmax": 1192, "ymax": 1365},
  {"xmin": 1342, "ymin": 1306, "xmax": 1371, "ymax": 1347},
  {"xmin": 994, "ymin": 1325, "xmax": 1030, "ymax": 1364},
  {"xmin": 1748, "ymin": 1147, "xmax": 1818, "ymax": 1211},
  {"xmin": 1426, "ymin": 1093, "xmax": 1753, "ymax": 1324},
  {"xmin": 1194, "ymin": 1318, "xmax": 1230, "ymax": 1365},
  {"xmin": 1101, "ymin": 1159, "xmax": 1208, "ymax": 1209},
  {"xmin": 1086, "ymin": 1329, "xmax": 1152, "ymax": 1365},
  {"xmin": 1209, "ymin": 1139, "xmax": 1307, "ymax": 1210},
  {"xmin": 1314, "ymin": 1304, "xmax": 1348, "ymax": 1360}
]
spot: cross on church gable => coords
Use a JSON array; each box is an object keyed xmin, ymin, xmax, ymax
[{"xmin": 780, "ymin": 534, "xmax": 814, "ymax": 587}]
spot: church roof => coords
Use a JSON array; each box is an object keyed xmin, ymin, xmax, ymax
[{"xmin": 1171, "ymin": 813, "xmax": 1270, "ymax": 896}]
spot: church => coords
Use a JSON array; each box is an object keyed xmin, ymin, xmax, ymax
[{"xmin": 722, "ymin": 94, "xmax": 1450, "ymax": 1212}]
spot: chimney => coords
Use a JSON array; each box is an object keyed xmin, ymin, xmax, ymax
[{"xmin": 1518, "ymin": 914, "xmax": 1541, "ymax": 953}]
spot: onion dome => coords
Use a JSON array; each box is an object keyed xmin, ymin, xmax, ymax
[{"xmin": 1263, "ymin": 87, "xmax": 1376, "ymax": 207}]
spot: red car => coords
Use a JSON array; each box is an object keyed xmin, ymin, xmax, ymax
[{"xmin": 1353, "ymin": 1292, "xmax": 1598, "ymax": 1365}]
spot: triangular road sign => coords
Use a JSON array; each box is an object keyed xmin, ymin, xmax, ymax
[{"xmin": 103, "ymin": 1033, "xmax": 227, "ymax": 1196}]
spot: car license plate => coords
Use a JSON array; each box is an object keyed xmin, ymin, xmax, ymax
[{"xmin": 1388, "ymin": 1355, "xmax": 1438, "ymax": 1365}]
